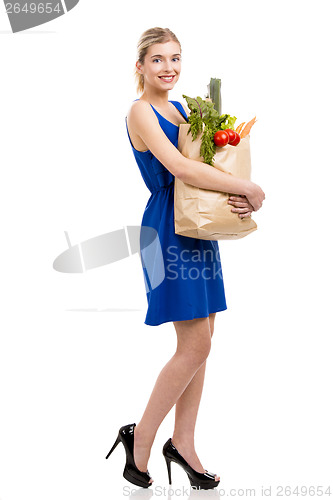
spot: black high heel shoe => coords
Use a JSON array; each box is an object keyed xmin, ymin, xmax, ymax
[
  {"xmin": 162, "ymin": 437, "xmax": 220, "ymax": 490},
  {"xmin": 105, "ymin": 423, "xmax": 153, "ymax": 488}
]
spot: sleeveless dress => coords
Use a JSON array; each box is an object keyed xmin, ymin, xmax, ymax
[{"xmin": 125, "ymin": 100, "xmax": 227, "ymax": 326}]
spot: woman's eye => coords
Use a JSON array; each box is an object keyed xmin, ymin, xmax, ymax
[{"xmin": 152, "ymin": 57, "xmax": 181, "ymax": 63}]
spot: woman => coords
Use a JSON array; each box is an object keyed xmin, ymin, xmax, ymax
[{"xmin": 106, "ymin": 27, "xmax": 265, "ymax": 490}]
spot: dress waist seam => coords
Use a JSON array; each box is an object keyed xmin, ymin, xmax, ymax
[{"xmin": 150, "ymin": 182, "xmax": 174, "ymax": 194}]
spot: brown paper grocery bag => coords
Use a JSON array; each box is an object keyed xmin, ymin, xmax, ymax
[{"xmin": 174, "ymin": 123, "xmax": 257, "ymax": 240}]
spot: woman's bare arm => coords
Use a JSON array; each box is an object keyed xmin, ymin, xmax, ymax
[{"xmin": 127, "ymin": 100, "xmax": 264, "ymax": 209}]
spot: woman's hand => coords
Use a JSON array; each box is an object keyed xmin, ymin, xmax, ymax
[
  {"xmin": 228, "ymin": 195, "xmax": 254, "ymax": 218},
  {"xmin": 243, "ymin": 181, "xmax": 265, "ymax": 211}
]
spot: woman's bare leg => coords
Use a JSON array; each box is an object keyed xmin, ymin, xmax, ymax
[
  {"xmin": 133, "ymin": 315, "xmax": 212, "ymax": 483},
  {"xmin": 171, "ymin": 313, "xmax": 219, "ymax": 480}
]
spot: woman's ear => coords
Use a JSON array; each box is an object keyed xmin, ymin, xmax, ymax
[{"xmin": 135, "ymin": 60, "xmax": 143, "ymax": 74}]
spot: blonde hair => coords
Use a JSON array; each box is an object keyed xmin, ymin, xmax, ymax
[{"xmin": 135, "ymin": 27, "xmax": 181, "ymax": 95}]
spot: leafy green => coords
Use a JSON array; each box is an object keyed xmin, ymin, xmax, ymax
[{"xmin": 182, "ymin": 94, "xmax": 237, "ymax": 166}]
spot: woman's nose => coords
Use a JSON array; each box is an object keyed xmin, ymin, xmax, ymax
[{"xmin": 163, "ymin": 60, "xmax": 173, "ymax": 72}]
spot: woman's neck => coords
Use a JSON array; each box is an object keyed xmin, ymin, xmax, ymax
[{"xmin": 140, "ymin": 87, "xmax": 169, "ymax": 108}]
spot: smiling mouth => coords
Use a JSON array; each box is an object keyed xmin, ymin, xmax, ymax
[{"xmin": 158, "ymin": 75, "xmax": 176, "ymax": 82}]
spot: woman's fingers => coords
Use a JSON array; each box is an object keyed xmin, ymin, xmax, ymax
[
  {"xmin": 229, "ymin": 201, "xmax": 248, "ymax": 208},
  {"xmin": 238, "ymin": 211, "xmax": 252, "ymax": 218},
  {"xmin": 228, "ymin": 195, "xmax": 254, "ymax": 217},
  {"xmin": 228, "ymin": 201, "xmax": 252, "ymax": 211},
  {"xmin": 228, "ymin": 196, "xmax": 248, "ymax": 207},
  {"xmin": 228, "ymin": 196, "xmax": 253, "ymax": 218},
  {"xmin": 231, "ymin": 206, "xmax": 252, "ymax": 215}
]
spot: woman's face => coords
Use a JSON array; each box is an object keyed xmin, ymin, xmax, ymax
[{"xmin": 136, "ymin": 40, "xmax": 181, "ymax": 92}]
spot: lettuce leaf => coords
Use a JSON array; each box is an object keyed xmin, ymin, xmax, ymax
[{"xmin": 182, "ymin": 94, "xmax": 237, "ymax": 166}]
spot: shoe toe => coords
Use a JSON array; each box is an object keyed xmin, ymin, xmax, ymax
[{"xmin": 204, "ymin": 470, "xmax": 220, "ymax": 481}]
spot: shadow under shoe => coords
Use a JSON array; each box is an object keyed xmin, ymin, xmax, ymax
[
  {"xmin": 162, "ymin": 437, "xmax": 220, "ymax": 490},
  {"xmin": 106, "ymin": 422, "xmax": 153, "ymax": 488}
]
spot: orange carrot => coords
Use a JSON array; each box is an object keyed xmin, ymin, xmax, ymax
[
  {"xmin": 240, "ymin": 116, "xmax": 257, "ymax": 138},
  {"xmin": 235, "ymin": 122, "xmax": 245, "ymax": 135}
]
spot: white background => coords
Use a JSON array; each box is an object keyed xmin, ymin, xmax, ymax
[{"xmin": 0, "ymin": 1, "xmax": 332, "ymax": 499}]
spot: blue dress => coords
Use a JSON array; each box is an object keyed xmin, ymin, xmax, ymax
[{"xmin": 126, "ymin": 100, "xmax": 227, "ymax": 326}]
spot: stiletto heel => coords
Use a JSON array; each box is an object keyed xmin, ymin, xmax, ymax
[
  {"xmin": 105, "ymin": 434, "xmax": 121, "ymax": 459},
  {"xmin": 162, "ymin": 437, "xmax": 220, "ymax": 490},
  {"xmin": 105, "ymin": 423, "xmax": 153, "ymax": 488},
  {"xmin": 164, "ymin": 455, "xmax": 172, "ymax": 485}
]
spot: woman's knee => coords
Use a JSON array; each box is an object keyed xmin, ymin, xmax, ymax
[
  {"xmin": 174, "ymin": 317, "xmax": 212, "ymax": 365},
  {"xmin": 193, "ymin": 337, "xmax": 211, "ymax": 364},
  {"xmin": 176, "ymin": 338, "xmax": 211, "ymax": 367}
]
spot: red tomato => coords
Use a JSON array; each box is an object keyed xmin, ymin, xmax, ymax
[
  {"xmin": 229, "ymin": 132, "xmax": 241, "ymax": 146},
  {"xmin": 213, "ymin": 130, "xmax": 229, "ymax": 147},
  {"xmin": 224, "ymin": 129, "xmax": 237, "ymax": 143}
]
